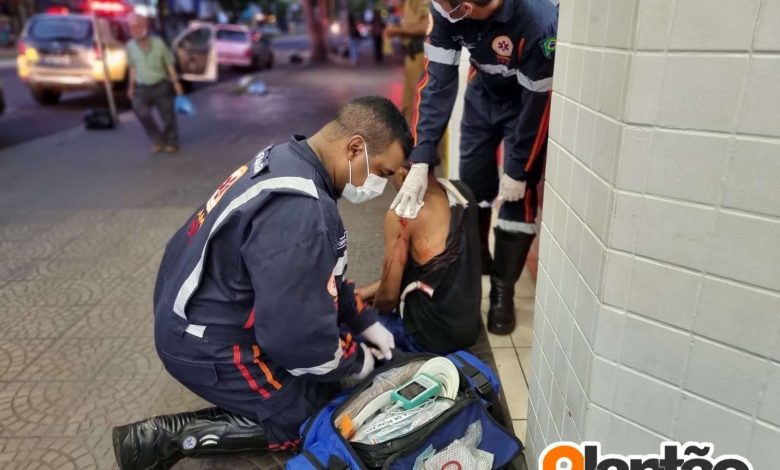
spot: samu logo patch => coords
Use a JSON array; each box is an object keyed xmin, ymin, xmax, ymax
[{"xmin": 540, "ymin": 34, "xmax": 556, "ymax": 59}]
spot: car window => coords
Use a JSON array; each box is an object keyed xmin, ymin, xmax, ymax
[
  {"xmin": 107, "ymin": 20, "xmax": 129, "ymax": 43},
  {"xmin": 29, "ymin": 17, "xmax": 92, "ymax": 42},
  {"xmin": 182, "ymin": 27, "xmax": 211, "ymax": 46},
  {"xmin": 215, "ymin": 30, "xmax": 248, "ymax": 42}
]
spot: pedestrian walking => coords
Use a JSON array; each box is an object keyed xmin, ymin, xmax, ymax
[
  {"xmin": 126, "ymin": 14, "xmax": 184, "ymax": 154},
  {"xmin": 347, "ymin": 12, "xmax": 362, "ymax": 66}
]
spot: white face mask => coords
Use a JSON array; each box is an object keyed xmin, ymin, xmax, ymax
[
  {"xmin": 342, "ymin": 141, "xmax": 388, "ymax": 204},
  {"xmin": 432, "ymin": 1, "xmax": 470, "ymax": 23}
]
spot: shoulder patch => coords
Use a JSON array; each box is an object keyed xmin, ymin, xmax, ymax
[
  {"xmin": 540, "ymin": 35, "xmax": 556, "ymax": 59},
  {"xmin": 250, "ymin": 145, "xmax": 273, "ymax": 178}
]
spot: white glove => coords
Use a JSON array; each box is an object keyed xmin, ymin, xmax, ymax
[
  {"xmin": 498, "ymin": 174, "xmax": 527, "ymax": 202},
  {"xmin": 351, "ymin": 343, "xmax": 376, "ymax": 381},
  {"xmin": 359, "ymin": 322, "xmax": 395, "ymax": 360},
  {"xmin": 391, "ymin": 163, "xmax": 428, "ymax": 219}
]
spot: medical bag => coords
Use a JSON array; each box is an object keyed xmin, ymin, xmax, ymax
[{"xmin": 286, "ymin": 351, "xmax": 522, "ymax": 470}]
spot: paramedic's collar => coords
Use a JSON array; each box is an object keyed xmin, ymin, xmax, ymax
[
  {"xmin": 493, "ymin": 0, "xmax": 515, "ymax": 23},
  {"xmin": 289, "ymin": 135, "xmax": 336, "ymax": 197}
]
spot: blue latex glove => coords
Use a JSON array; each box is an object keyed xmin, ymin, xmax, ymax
[{"xmin": 175, "ymin": 95, "xmax": 195, "ymax": 116}]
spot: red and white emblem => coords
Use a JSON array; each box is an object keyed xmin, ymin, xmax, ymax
[{"xmin": 492, "ymin": 35, "xmax": 513, "ymax": 57}]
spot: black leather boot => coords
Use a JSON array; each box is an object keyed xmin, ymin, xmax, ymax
[
  {"xmin": 112, "ymin": 407, "xmax": 268, "ymax": 470},
  {"xmin": 487, "ymin": 228, "xmax": 535, "ymax": 335},
  {"xmin": 478, "ymin": 208, "xmax": 494, "ymax": 275}
]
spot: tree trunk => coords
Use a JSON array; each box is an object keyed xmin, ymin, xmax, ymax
[{"xmin": 302, "ymin": 0, "xmax": 328, "ymax": 63}]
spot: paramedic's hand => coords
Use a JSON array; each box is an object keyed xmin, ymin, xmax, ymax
[
  {"xmin": 498, "ymin": 174, "xmax": 527, "ymax": 202},
  {"xmin": 391, "ymin": 163, "xmax": 428, "ymax": 219},
  {"xmin": 360, "ymin": 322, "xmax": 395, "ymax": 361},
  {"xmin": 352, "ymin": 343, "xmax": 376, "ymax": 381}
]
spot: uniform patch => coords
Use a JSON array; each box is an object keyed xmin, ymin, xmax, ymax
[
  {"xmin": 540, "ymin": 34, "xmax": 556, "ymax": 59},
  {"xmin": 492, "ymin": 35, "xmax": 513, "ymax": 65},
  {"xmin": 206, "ymin": 165, "xmax": 248, "ymax": 214},
  {"xmin": 182, "ymin": 436, "xmax": 197, "ymax": 450},
  {"xmin": 251, "ymin": 145, "xmax": 273, "ymax": 177},
  {"xmin": 187, "ymin": 208, "xmax": 207, "ymax": 239}
]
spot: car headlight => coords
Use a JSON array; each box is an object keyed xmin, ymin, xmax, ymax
[{"xmin": 25, "ymin": 47, "xmax": 39, "ymax": 62}]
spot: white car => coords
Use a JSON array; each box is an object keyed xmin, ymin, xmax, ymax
[
  {"xmin": 173, "ymin": 22, "xmax": 273, "ymax": 83},
  {"xmin": 215, "ymin": 25, "xmax": 273, "ymax": 70}
]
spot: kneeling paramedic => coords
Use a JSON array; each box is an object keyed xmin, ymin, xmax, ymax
[
  {"xmin": 391, "ymin": 0, "xmax": 558, "ymax": 336},
  {"xmin": 112, "ymin": 96, "xmax": 412, "ymax": 469}
]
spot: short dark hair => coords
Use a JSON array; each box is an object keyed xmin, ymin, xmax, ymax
[{"xmin": 332, "ymin": 96, "xmax": 413, "ymax": 158}]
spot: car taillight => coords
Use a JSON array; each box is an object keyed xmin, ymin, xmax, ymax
[
  {"xmin": 93, "ymin": 44, "xmax": 102, "ymax": 60},
  {"xmin": 244, "ymin": 48, "xmax": 252, "ymax": 58},
  {"xmin": 17, "ymin": 41, "xmax": 25, "ymax": 55}
]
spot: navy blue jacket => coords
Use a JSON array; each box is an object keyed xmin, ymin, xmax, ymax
[
  {"xmin": 412, "ymin": 0, "xmax": 557, "ymax": 180},
  {"xmin": 154, "ymin": 136, "xmax": 375, "ymax": 391}
]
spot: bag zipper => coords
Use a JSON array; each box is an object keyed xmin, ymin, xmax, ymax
[
  {"xmin": 328, "ymin": 354, "xmax": 437, "ymax": 469},
  {"xmin": 381, "ymin": 394, "xmax": 524, "ymax": 470},
  {"xmin": 353, "ymin": 394, "xmax": 478, "ymax": 468}
]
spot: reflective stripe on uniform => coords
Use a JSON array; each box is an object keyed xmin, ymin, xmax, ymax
[
  {"xmin": 287, "ymin": 343, "xmax": 344, "ymax": 376},
  {"xmin": 516, "ymin": 70, "xmax": 552, "ymax": 92},
  {"xmin": 472, "ymin": 62, "xmax": 553, "ymax": 92},
  {"xmin": 173, "ymin": 176, "xmax": 320, "ymax": 319},
  {"xmin": 496, "ymin": 219, "xmax": 536, "ymax": 234},
  {"xmin": 424, "ymin": 43, "xmax": 461, "ymax": 65}
]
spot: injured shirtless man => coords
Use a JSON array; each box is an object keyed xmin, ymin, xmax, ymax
[{"xmin": 356, "ymin": 162, "xmax": 482, "ymax": 354}]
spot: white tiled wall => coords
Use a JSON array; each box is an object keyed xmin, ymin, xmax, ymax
[{"xmin": 526, "ymin": 0, "xmax": 780, "ymax": 467}]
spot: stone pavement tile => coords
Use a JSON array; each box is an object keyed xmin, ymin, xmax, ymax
[
  {"xmin": 94, "ymin": 336, "xmax": 165, "ymax": 381},
  {"xmin": 0, "ymin": 238, "xmax": 66, "ymax": 261},
  {"xmin": 131, "ymin": 251, "xmax": 164, "ymax": 280},
  {"xmin": 0, "ymin": 339, "xmax": 56, "ymax": 381},
  {"xmin": 97, "ymin": 277, "xmax": 156, "ymax": 307},
  {"xmin": 173, "ymin": 452, "xmax": 289, "ymax": 469},
  {"xmin": 0, "ymin": 279, "xmax": 125, "ymax": 307},
  {"xmin": 21, "ymin": 255, "xmax": 147, "ymax": 281},
  {"xmin": 56, "ymin": 231, "xmax": 139, "ymax": 259},
  {"xmin": 0, "ymin": 258, "xmax": 35, "ymax": 282},
  {"xmin": 62, "ymin": 303, "xmax": 152, "ymax": 339},
  {"xmin": 15, "ymin": 337, "xmax": 124, "ymax": 382},
  {"xmin": 510, "ymin": 299, "xmax": 534, "ymax": 349},
  {"xmin": 0, "ymin": 436, "xmax": 106, "ymax": 470},
  {"xmin": 147, "ymin": 376, "xmax": 211, "ymax": 416},
  {"xmin": 0, "ymin": 306, "xmax": 90, "ymax": 339},
  {"xmin": 494, "ymin": 347, "xmax": 530, "ymax": 421},
  {"xmin": 0, "ymin": 379, "xmax": 158, "ymax": 438}
]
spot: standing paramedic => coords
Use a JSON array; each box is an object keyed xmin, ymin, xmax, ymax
[
  {"xmin": 112, "ymin": 97, "xmax": 411, "ymax": 470},
  {"xmin": 390, "ymin": 0, "xmax": 557, "ymax": 335}
]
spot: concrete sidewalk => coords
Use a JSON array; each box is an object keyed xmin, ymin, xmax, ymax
[{"xmin": 0, "ymin": 62, "xmax": 532, "ymax": 469}]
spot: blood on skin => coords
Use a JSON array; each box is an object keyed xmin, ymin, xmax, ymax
[{"xmin": 382, "ymin": 215, "xmax": 409, "ymax": 280}]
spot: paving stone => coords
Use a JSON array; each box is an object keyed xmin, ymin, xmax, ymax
[{"xmin": 0, "ymin": 306, "xmax": 89, "ymax": 339}]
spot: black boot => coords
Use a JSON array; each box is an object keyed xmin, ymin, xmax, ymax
[
  {"xmin": 488, "ymin": 228, "xmax": 535, "ymax": 335},
  {"xmin": 478, "ymin": 208, "xmax": 494, "ymax": 275},
  {"xmin": 112, "ymin": 407, "xmax": 268, "ymax": 470}
]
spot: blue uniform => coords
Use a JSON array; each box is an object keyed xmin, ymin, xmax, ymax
[
  {"xmin": 153, "ymin": 136, "xmax": 376, "ymax": 447},
  {"xmin": 412, "ymin": 0, "xmax": 557, "ymax": 227}
]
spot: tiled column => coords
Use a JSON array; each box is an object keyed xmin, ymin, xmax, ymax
[{"xmin": 526, "ymin": 1, "xmax": 780, "ymax": 468}]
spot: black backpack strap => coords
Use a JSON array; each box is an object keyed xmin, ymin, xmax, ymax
[
  {"xmin": 449, "ymin": 353, "xmax": 494, "ymax": 398},
  {"xmin": 327, "ymin": 455, "xmax": 350, "ymax": 470},
  {"xmin": 301, "ymin": 450, "xmax": 326, "ymax": 470}
]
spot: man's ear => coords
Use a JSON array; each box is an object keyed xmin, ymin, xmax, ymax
[
  {"xmin": 346, "ymin": 135, "xmax": 366, "ymax": 161},
  {"xmin": 461, "ymin": 2, "xmax": 474, "ymax": 16}
]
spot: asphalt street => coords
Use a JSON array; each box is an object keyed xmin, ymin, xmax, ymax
[{"xmin": 0, "ymin": 34, "xmax": 311, "ymax": 150}]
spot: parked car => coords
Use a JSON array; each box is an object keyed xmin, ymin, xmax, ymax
[
  {"xmin": 215, "ymin": 24, "xmax": 273, "ymax": 70},
  {"xmin": 173, "ymin": 22, "xmax": 273, "ymax": 82},
  {"xmin": 16, "ymin": 13, "xmax": 130, "ymax": 105}
]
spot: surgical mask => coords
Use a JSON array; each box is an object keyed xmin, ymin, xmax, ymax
[
  {"xmin": 432, "ymin": 1, "xmax": 470, "ymax": 23},
  {"xmin": 342, "ymin": 141, "xmax": 388, "ymax": 204}
]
